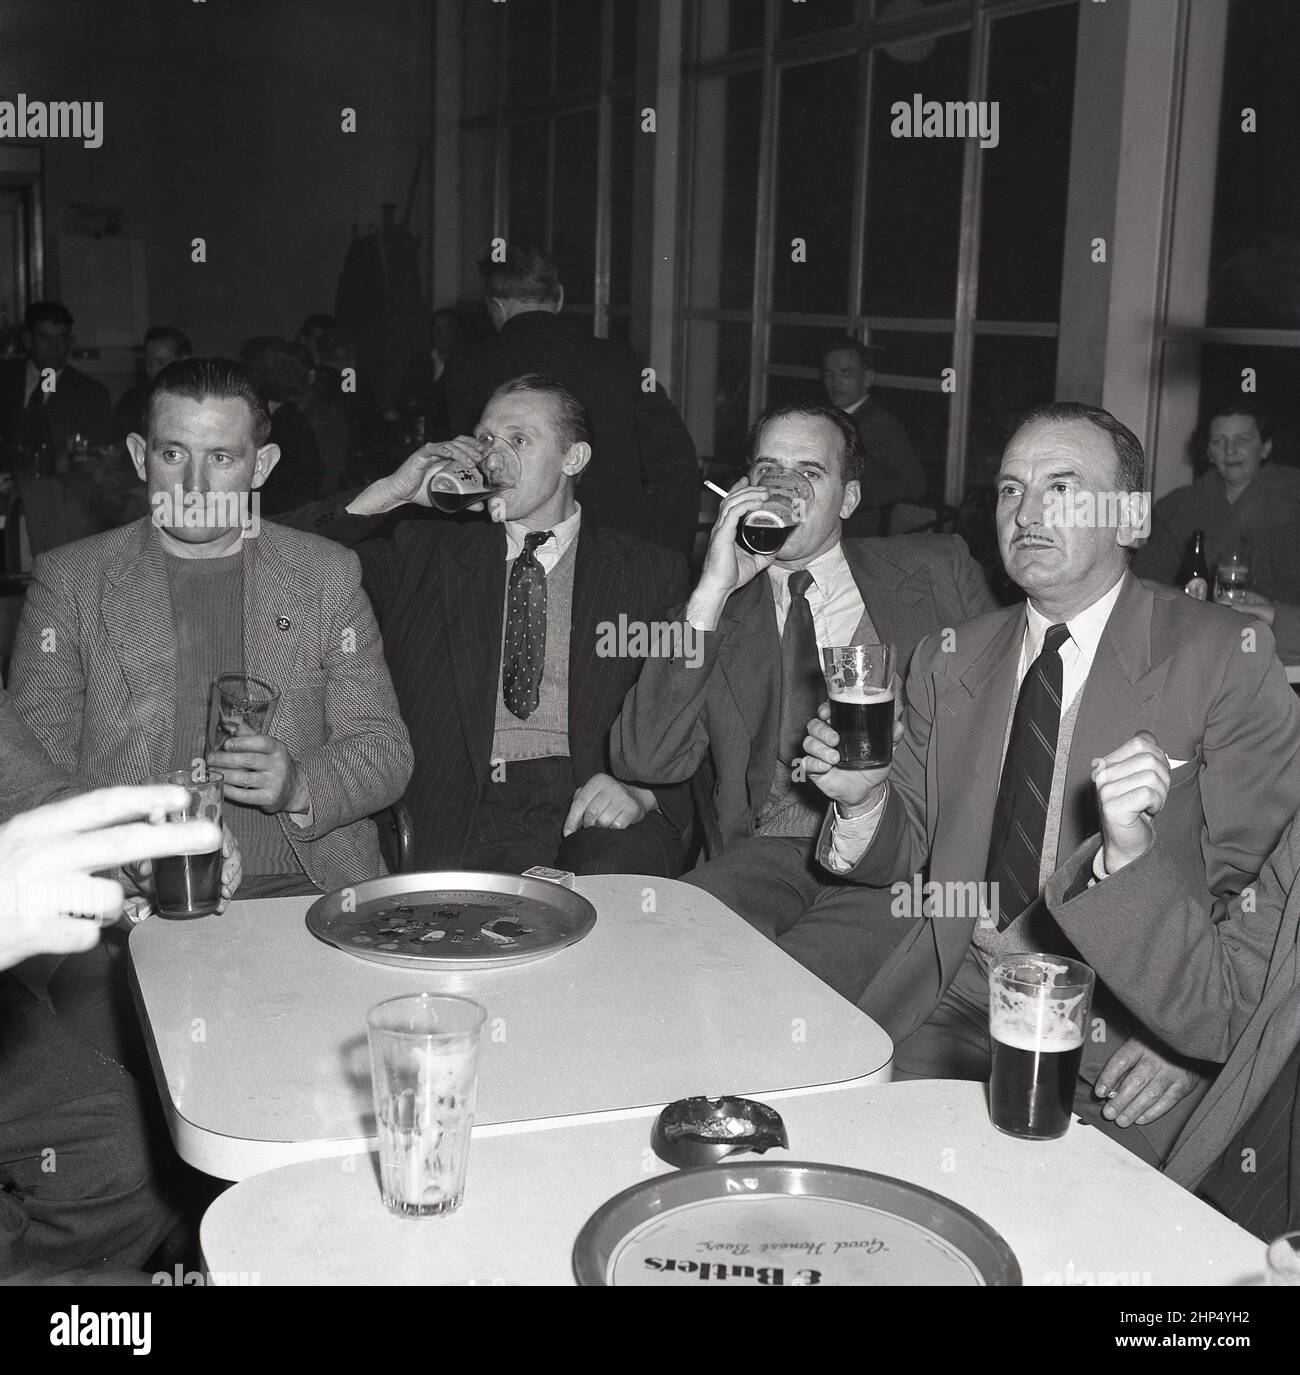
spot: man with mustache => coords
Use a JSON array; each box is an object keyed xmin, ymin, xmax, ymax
[{"xmin": 802, "ymin": 402, "xmax": 1300, "ymax": 1164}]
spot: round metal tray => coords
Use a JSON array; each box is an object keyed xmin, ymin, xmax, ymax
[
  {"xmin": 305, "ymin": 871, "xmax": 597, "ymax": 970},
  {"xmin": 574, "ymin": 1162, "xmax": 1021, "ymax": 1287}
]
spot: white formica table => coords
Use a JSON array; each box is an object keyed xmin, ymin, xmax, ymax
[
  {"xmin": 200, "ymin": 1079, "xmax": 1265, "ymax": 1287},
  {"xmin": 129, "ymin": 875, "xmax": 893, "ymax": 1181}
]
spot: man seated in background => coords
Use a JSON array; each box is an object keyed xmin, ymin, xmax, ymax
[
  {"xmin": 114, "ymin": 325, "xmax": 193, "ymax": 441},
  {"xmin": 821, "ymin": 338, "xmax": 927, "ymax": 538},
  {"xmin": 299, "ymin": 372, "xmax": 691, "ymax": 877},
  {"xmin": 238, "ymin": 336, "xmax": 328, "ymax": 512},
  {"xmin": 802, "ymin": 401, "xmax": 1300, "ymax": 1166},
  {"xmin": 1045, "ymin": 734, "xmax": 1300, "ymax": 1237},
  {"xmin": 612, "ymin": 402, "xmax": 994, "ymax": 999},
  {"xmin": 0, "ymin": 694, "xmax": 222, "ymax": 1283},
  {"xmin": 0, "ymin": 300, "xmax": 112, "ymax": 475},
  {"xmin": 443, "ymin": 244, "xmax": 698, "ymax": 559}
]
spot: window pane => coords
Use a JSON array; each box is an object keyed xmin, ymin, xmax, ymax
[
  {"xmin": 609, "ymin": 98, "xmax": 636, "ymax": 312},
  {"xmin": 1198, "ymin": 345, "xmax": 1300, "ymax": 468},
  {"xmin": 770, "ymin": 324, "xmax": 854, "ymax": 368},
  {"xmin": 685, "ymin": 320, "xmax": 752, "ymax": 464},
  {"xmin": 868, "ymin": 330, "xmax": 953, "ymax": 379},
  {"xmin": 613, "ymin": 0, "xmax": 638, "ymax": 77},
  {"xmin": 870, "ymin": 0, "xmax": 958, "ymax": 17},
  {"xmin": 780, "ymin": 0, "xmax": 857, "ymax": 40},
  {"xmin": 1207, "ymin": 0, "xmax": 1300, "ymax": 328},
  {"xmin": 696, "ymin": 0, "xmax": 766, "ymax": 59},
  {"xmin": 977, "ymin": 5, "xmax": 1076, "ymax": 322},
  {"xmin": 553, "ymin": 109, "xmax": 599, "ymax": 305},
  {"xmin": 766, "ymin": 373, "xmax": 825, "ymax": 411},
  {"xmin": 460, "ymin": 122, "xmax": 497, "ymax": 291},
  {"xmin": 863, "ymin": 28, "xmax": 970, "ymax": 318},
  {"xmin": 773, "ymin": 57, "xmax": 859, "ymax": 314},
  {"xmin": 968, "ymin": 336, "xmax": 1058, "ymax": 488},
  {"xmin": 508, "ymin": 121, "xmax": 550, "ymax": 244},
  {"xmin": 556, "ymin": 0, "xmax": 603, "ymax": 91},
  {"xmin": 509, "ymin": 0, "xmax": 553, "ymax": 105},
  {"xmin": 869, "ymin": 386, "xmax": 947, "ymax": 502},
  {"xmin": 689, "ymin": 71, "xmax": 763, "ymax": 311},
  {"xmin": 463, "ymin": 2, "xmax": 503, "ymax": 117}
]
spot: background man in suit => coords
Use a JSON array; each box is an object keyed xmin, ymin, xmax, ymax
[
  {"xmin": 821, "ymin": 338, "xmax": 926, "ymax": 538},
  {"xmin": 303, "ymin": 372, "xmax": 690, "ymax": 876},
  {"xmin": 0, "ymin": 300, "xmax": 112, "ymax": 473},
  {"xmin": 612, "ymin": 403, "xmax": 994, "ymax": 998},
  {"xmin": 442, "ymin": 244, "xmax": 698, "ymax": 558},
  {"xmin": 803, "ymin": 401, "xmax": 1300, "ymax": 1165},
  {"xmin": 1045, "ymin": 735, "xmax": 1300, "ymax": 1236}
]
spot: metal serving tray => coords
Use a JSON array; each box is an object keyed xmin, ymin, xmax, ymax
[
  {"xmin": 305, "ymin": 871, "xmax": 597, "ymax": 970},
  {"xmin": 573, "ymin": 1162, "xmax": 1021, "ymax": 1287}
]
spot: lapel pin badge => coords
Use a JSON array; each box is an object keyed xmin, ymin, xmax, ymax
[{"xmin": 276, "ymin": 615, "xmax": 291, "ymax": 630}]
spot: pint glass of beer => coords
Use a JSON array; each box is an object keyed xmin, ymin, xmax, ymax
[
  {"xmin": 735, "ymin": 463, "xmax": 813, "ymax": 556},
  {"xmin": 988, "ymin": 954, "xmax": 1095, "ymax": 1141},
  {"xmin": 820, "ymin": 643, "xmax": 896, "ymax": 769},
  {"xmin": 427, "ymin": 433, "xmax": 522, "ymax": 513},
  {"xmin": 149, "ymin": 768, "xmax": 225, "ymax": 920}
]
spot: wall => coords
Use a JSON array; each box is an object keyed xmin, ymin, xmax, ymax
[{"xmin": 0, "ymin": 0, "xmax": 432, "ymax": 361}]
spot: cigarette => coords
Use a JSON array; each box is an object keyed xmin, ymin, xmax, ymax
[{"xmin": 703, "ymin": 480, "xmax": 730, "ymax": 499}]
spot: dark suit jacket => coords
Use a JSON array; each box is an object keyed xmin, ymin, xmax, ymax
[
  {"xmin": 0, "ymin": 685, "xmax": 72, "ymax": 826},
  {"xmin": 821, "ymin": 572, "xmax": 1300, "ymax": 1119},
  {"xmin": 302, "ymin": 501, "xmax": 691, "ymax": 869},
  {"xmin": 0, "ymin": 358, "xmax": 112, "ymax": 470},
  {"xmin": 841, "ymin": 398, "xmax": 928, "ymax": 538},
  {"xmin": 8, "ymin": 518, "xmax": 413, "ymax": 891},
  {"xmin": 612, "ymin": 534, "xmax": 996, "ymax": 849},
  {"xmin": 441, "ymin": 311, "xmax": 698, "ymax": 557},
  {"xmin": 1046, "ymin": 821, "xmax": 1300, "ymax": 1191}
]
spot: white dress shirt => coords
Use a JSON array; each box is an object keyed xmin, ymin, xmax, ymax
[
  {"xmin": 826, "ymin": 573, "xmax": 1127, "ymax": 871},
  {"xmin": 766, "ymin": 540, "xmax": 867, "ymax": 646},
  {"xmin": 503, "ymin": 504, "xmax": 581, "ymax": 571}
]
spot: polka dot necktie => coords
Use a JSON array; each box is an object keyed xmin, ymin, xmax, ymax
[
  {"xmin": 777, "ymin": 569, "xmax": 820, "ymax": 766},
  {"xmin": 986, "ymin": 622, "xmax": 1071, "ymax": 930},
  {"xmin": 502, "ymin": 530, "xmax": 553, "ymax": 720}
]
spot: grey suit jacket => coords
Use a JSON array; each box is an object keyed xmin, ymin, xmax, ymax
[
  {"xmin": 612, "ymin": 534, "xmax": 995, "ymax": 849},
  {"xmin": 819, "ymin": 571, "xmax": 1300, "ymax": 1112},
  {"xmin": 9, "ymin": 518, "xmax": 413, "ymax": 891}
]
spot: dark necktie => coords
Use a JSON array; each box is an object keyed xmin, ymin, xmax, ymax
[
  {"xmin": 986, "ymin": 622, "xmax": 1071, "ymax": 930},
  {"xmin": 777, "ymin": 568, "xmax": 820, "ymax": 765},
  {"xmin": 502, "ymin": 530, "xmax": 552, "ymax": 720},
  {"xmin": 19, "ymin": 383, "xmax": 49, "ymax": 467}
]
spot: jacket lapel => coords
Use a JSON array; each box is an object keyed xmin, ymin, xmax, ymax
[
  {"xmin": 443, "ymin": 527, "xmax": 506, "ymax": 793},
  {"xmin": 719, "ymin": 574, "xmax": 782, "ymax": 811},
  {"xmin": 101, "ymin": 521, "xmax": 177, "ymax": 775},
  {"xmin": 841, "ymin": 539, "xmax": 935, "ymax": 663},
  {"xmin": 242, "ymin": 528, "xmax": 310, "ymax": 754},
  {"xmin": 569, "ymin": 518, "xmax": 624, "ymax": 767}
]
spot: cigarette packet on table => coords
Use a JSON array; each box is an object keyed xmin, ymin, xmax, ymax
[{"xmin": 522, "ymin": 866, "xmax": 576, "ymax": 889}]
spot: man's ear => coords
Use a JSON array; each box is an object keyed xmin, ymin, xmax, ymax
[
  {"xmin": 250, "ymin": 442, "xmax": 282, "ymax": 489},
  {"xmin": 1115, "ymin": 491, "xmax": 1151, "ymax": 549},
  {"xmin": 126, "ymin": 432, "xmax": 148, "ymax": 483},
  {"xmin": 1263, "ymin": 438, "xmax": 1274, "ymax": 462},
  {"xmin": 487, "ymin": 298, "xmax": 507, "ymax": 330},
  {"xmin": 839, "ymin": 478, "xmax": 861, "ymax": 522},
  {"xmin": 562, "ymin": 441, "xmax": 591, "ymax": 479},
  {"xmin": 554, "ymin": 285, "xmax": 565, "ymax": 314}
]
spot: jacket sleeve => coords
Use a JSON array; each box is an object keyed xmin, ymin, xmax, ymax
[
  {"xmin": 0, "ymin": 687, "xmax": 74, "ymax": 825},
  {"xmin": 289, "ymin": 552, "xmax": 414, "ymax": 839},
  {"xmin": 8, "ymin": 554, "xmax": 87, "ymax": 775},
  {"xmin": 1045, "ymin": 822, "xmax": 1298, "ymax": 1064},
  {"xmin": 950, "ymin": 534, "xmax": 998, "ymax": 620}
]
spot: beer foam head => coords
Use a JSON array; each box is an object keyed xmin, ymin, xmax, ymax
[
  {"xmin": 828, "ymin": 684, "xmax": 893, "ymax": 705},
  {"xmin": 989, "ymin": 956, "xmax": 1088, "ymax": 1050}
]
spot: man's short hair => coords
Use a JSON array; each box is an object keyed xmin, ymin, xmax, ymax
[
  {"xmin": 144, "ymin": 325, "xmax": 193, "ymax": 357},
  {"xmin": 143, "ymin": 358, "xmax": 273, "ymax": 446},
  {"xmin": 478, "ymin": 244, "xmax": 562, "ymax": 307},
  {"xmin": 1013, "ymin": 401, "xmax": 1146, "ymax": 494},
  {"xmin": 25, "ymin": 301, "xmax": 73, "ymax": 332},
  {"xmin": 746, "ymin": 402, "xmax": 864, "ymax": 486},
  {"xmin": 488, "ymin": 373, "xmax": 592, "ymax": 450},
  {"xmin": 821, "ymin": 337, "xmax": 874, "ymax": 369},
  {"xmin": 1206, "ymin": 400, "xmax": 1272, "ymax": 446}
]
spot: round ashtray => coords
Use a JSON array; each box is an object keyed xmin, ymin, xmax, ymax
[{"xmin": 652, "ymin": 1096, "xmax": 789, "ymax": 1169}]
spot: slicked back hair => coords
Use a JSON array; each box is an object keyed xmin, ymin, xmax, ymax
[
  {"xmin": 488, "ymin": 373, "xmax": 592, "ymax": 451},
  {"xmin": 746, "ymin": 402, "xmax": 864, "ymax": 486},
  {"xmin": 478, "ymin": 243, "xmax": 562, "ymax": 306},
  {"xmin": 143, "ymin": 358, "xmax": 273, "ymax": 447},
  {"xmin": 1013, "ymin": 401, "xmax": 1146, "ymax": 494},
  {"xmin": 26, "ymin": 301, "xmax": 73, "ymax": 332}
]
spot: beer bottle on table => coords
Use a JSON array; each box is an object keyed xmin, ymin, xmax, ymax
[{"xmin": 1178, "ymin": 529, "xmax": 1209, "ymax": 601}]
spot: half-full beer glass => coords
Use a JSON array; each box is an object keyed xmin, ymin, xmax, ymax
[
  {"xmin": 821, "ymin": 644, "xmax": 896, "ymax": 769},
  {"xmin": 148, "ymin": 768, "xmax": 224, "ymax": 920},
  {"xmin": 988, "ymin": 954, "xmax": 1094, "ymax": 1140},
  {"xmin": 735, "ymin": 462, "xmax": 813, "ymax": 556},
  {"xmin": 427, "ymin": 433, "xmax": 522, "ymax": 513}
]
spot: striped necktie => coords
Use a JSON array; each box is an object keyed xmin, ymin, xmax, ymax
[{"xmin": 986, "ymin": 622, "xmax": 1071, "ymax": 931}]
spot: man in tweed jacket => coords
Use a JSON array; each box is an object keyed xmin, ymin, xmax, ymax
[{"xmin": 9, "ymin": 358, "xmax": 413, "ymax": 901}]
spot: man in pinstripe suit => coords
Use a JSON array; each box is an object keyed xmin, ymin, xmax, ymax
[{"xmin": 302, "ymin": 373, "xmax": 691, "ymax": 876}]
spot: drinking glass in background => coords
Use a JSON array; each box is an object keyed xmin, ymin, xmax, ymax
[
  {"xmin": 821, "ymin": 643, "xmax": 897, "ymax": 769},
  {"xmin": 1266, "ymin": 1231, "xmax": 1300, "ymax": 1286},
  {"xmin": 148, "ymin": 768, "xmax": 225, "ymax": 920},
  {"xmin": 735, "ymin": 463, "xmax": 814, "ymax": 556},
  {"xmin": 1214, "ymin": 549, "xmax": 1252, "ymax": 605},
  {"xmin": 367, "ymin": 993, "xmax": 487, "ymax": 1217},
  {"xmin": 987, "ymin": 954, "xmax": 1095, "ymax": 1141},
  {"xmin": 208, "ymin": 673, "xmax": 279, "ymax": 752},
  {"xmin": 426, "ymin": 432, "xmax": 522, "ymax": 513}
]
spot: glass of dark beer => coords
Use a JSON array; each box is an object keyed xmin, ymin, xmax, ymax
[
  {"xmin": 988, "ymin": 954, "xmax": 1095, "ymax": 1141},
  {"xmin": 821, "ymin": 643, "xmax": 897, "ymax": 769},
  {"xmin": 427, "ymin": 433, "xmax": 522, "ymax": 513},
  {"xmin": 149, "ymin": 768, "xmax": 225, "ymax": 920},
  {"xmin": 735, "ymin": 463, "xmax": 813, "ymax": 557}
]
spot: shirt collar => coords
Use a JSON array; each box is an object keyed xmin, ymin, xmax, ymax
[
  {"xmin": 504, "ymin": 502, "xmax": 581, "ymax": 562},
  {"xmin": 1024, "ymin": 573, "xmax": 1125, "ymax": 662},
  {"xmin": 767, "ymin": 539, "xmax": 850, "ymax": 602}
]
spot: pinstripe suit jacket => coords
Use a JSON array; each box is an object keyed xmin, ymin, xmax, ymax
[
  {"xmin": 300, "ymin": 502, "xmax": 691, "ymax": 869},
  {"xmin": 8, "ymin": 518, "xmax": 413, "ymax": 891}
]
